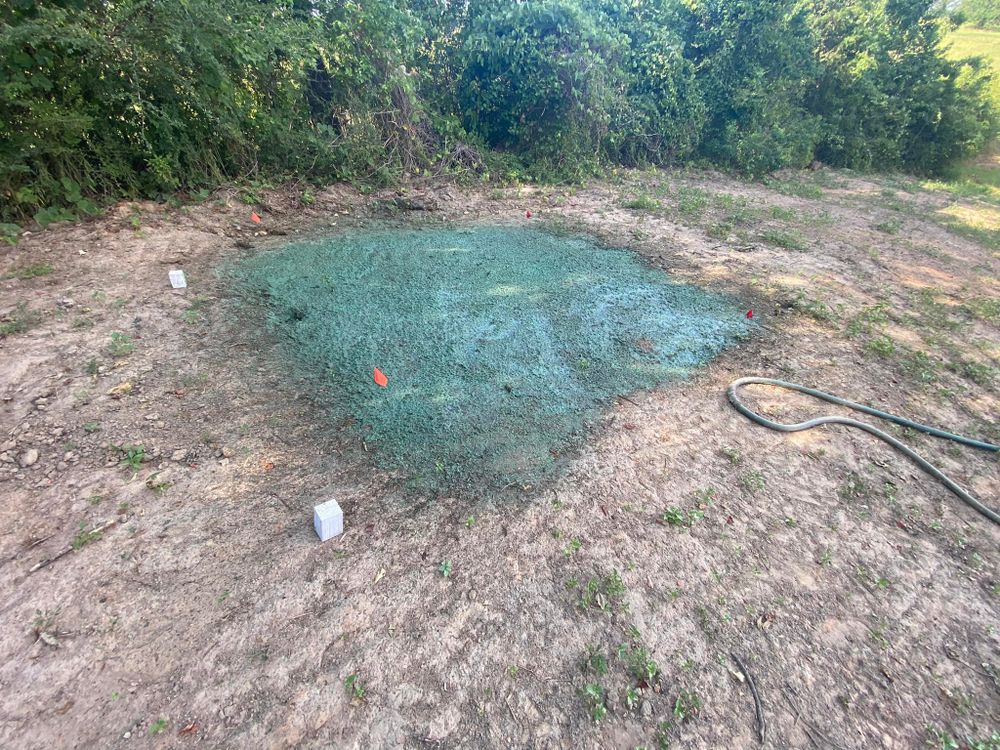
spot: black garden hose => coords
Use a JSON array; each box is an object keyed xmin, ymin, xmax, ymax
[{"xmin": 727, "ymin": 377, "xmax": 1000, "ymax": 525}]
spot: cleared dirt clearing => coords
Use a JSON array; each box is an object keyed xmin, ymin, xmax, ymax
[{"xmin": 1, "ymin": 168, "xmax": 997, "ymax": 749}]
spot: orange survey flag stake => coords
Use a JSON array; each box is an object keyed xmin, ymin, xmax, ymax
[
  {"xmin": 373, "ymin": 367, "xmax": 388, "ymax": 388},
  {"xmin": 250, "ymin": 211, "xmax": 262, "ymax": 224}
]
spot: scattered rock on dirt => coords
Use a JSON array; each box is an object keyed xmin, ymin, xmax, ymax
[{"xmin": 18, "ymin": 449, "xmax": 39, "ymax": 468}]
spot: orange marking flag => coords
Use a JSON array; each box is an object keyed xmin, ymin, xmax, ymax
[
  {"xmin": 250, "ymin": 211, "xmax": 262, "ymax": 224},
  {"xmin": 373, "ymin": 367, "xmax": 388, "ymax": 388}
]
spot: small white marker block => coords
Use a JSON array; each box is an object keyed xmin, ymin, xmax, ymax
[
  {"xmin": 313, "ymin": 498, "xmax": 344, "ymax": 541},
  {"xmin": 168, "ymin": 269, "xmax": 187, "ymax": 289}
]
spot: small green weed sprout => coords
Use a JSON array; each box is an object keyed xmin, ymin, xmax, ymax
[
  {"xmin": 107, "ymin": 332, "xmax": 134, "ymax": 357},
  {"xmin": 578, "ymin": 570, "xmax": 627, "ymax": 612},
  {"xmin": 345, "ymin": 674, "xmax": 366, "ymax": 703},
  {"xmin": 582, "ymin": 683, "xmax": 607, "ymax": 722},
  {"xmin": 673, "ymin": 688, "xmax": 702, "ymax": 722},
  {"xmin": 113, "ymin": 444, "xmax": 146, "ymax": 472},
  {"xmin": 622, "ymin": 193, "xmax": 660, "ymax": 211},
  {"xmin": 721, "ymin": 446, "xmax": 743, "ymax": 464},
  {"xmin": 71, "ymin": 522, "xmax": 102, "ymax": 550},
  {"xmin": 7, "ymin": 263, "xmax": 53, "ymax": 280},
  {"xmin": 584, "ymin": 645, "xmax": 608, "ymax": 675},
  {"xmin": 740, "ymin": 469, "xmax": 765, "ymax": 494},
  {"xmin": 759, "ymin": 229, "xmax": 807, "ymax": 252}
]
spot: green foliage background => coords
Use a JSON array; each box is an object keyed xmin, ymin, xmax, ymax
[
  {"xmin": 961, "ymin": 0, "xmax": 1000, "ymax": 29},
  {"xmin": 1, "ymin": 0, "xmax": 998, "ymax": 224}
]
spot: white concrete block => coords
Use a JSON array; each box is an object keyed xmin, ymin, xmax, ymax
[
  {"xmin": 169, "ymin": 269, "xmax": 187, "ymax": 289},
  {"xmin": 313, "ymin": 498, "xmax": 344, "ymax": 541}
]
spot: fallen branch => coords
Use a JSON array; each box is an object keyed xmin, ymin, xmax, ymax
[
  {"xmin": 27, "ymin": 534, "xmax": 54, "ymax": 549},
  {"xmin": 731, "ymin": 653, "xmax": 766, "ymax": 744},
  {"xmin": 505, "ymin": 694, "xmax": 520, "ymax": 725},
  {"xmin": 28, "ymin": 519, "xmax": 118, "ymax": 574}
]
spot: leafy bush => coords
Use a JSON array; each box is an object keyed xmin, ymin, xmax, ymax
[
  {"xmin": 807, "ymin": 0, "xmax": 998, "ymax": 173},
  {"xmin": 963, "ymin": 0, "xmax": 1000, "ymax": 29},
  {"xmin": 0, "ymin": 0, "xmax": 429, "ymax": 223},
  {"xmin": 595, "ymin": 0, "xmax": 706, "ymax": 166},
  {"xmin": 679, "ymin": 0, "xmax": 822, "ymax": 174},
  {"xmin": 1, "ymin": 0, "xmax": 997, "ymax": 221},
  {"xmin": 457, "ymin": 1, "xmax": 616, "ymax": 178}
]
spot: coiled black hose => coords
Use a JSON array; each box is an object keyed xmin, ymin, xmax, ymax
[{"xmin": 727, "ymin": 377, "xmax": 999, "ymax": 525}]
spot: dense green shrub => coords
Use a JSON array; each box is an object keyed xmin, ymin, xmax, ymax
[
  {"xmin": 457, "ymin": 1, "xmax": 617, "ymax": 178},
  {"xmin": 1, "ymin": 0, "xmax": 997, "ymax": 224},
  {"xmin": 807, "ymin": 0, "xmax": 997, "ymax": 173},
  {"xmin": 0, "ymin": 0, "xmax": 428, "ymax": 223},
  {"xmin": 963, "ymin": 0, "xmax": 1000, "ymax": 29},
  {"xmin": 679, "ymin": 0, "xmax": 822, "ymax": 174},
  {"xmin": 594, "ymin": 0, "xmax": 706, "ymax": 166}
]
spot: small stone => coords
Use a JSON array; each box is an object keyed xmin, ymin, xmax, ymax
[
  {"xmin": 56, "ymin": 462, "xmax": 68, "ymax": 472},
  {"xmin": 220, "ymin": 446, "xmax": 234, "ymax": 458},
  {"xmin": 0, "ymin": 440, "xmax": 15, "ymax": 452},
  {"xmin": 0, "ymin": 453, "xmax": 13, "ymax": 464},
  {"xmin": 18, "ymin": 449, "xmax": 39, "ymax": 468},
  {"xmin": 123, "ymin": 731, "xmax": 131, "ymax": 739},
  {"xmin": 171, "ymin": 449, "xmax": 188, "ymax": 462},
  {"xmin": 145, "ymin": 413, "xmax": 160, "ymax": 421}
]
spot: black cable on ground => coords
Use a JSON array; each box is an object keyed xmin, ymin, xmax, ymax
[{"xmin": 727, "ymin": 377, "xmax": 999, "ymax": 525}]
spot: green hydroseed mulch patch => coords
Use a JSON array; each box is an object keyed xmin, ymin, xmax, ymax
[{"xmin": 227, "ymin": 225, "xmax": 752, "ymax": 492}]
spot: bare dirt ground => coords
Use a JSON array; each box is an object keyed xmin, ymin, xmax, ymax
[{"xmin": 1, "ymin": 166, "xmax": 998, "ymax": 750}]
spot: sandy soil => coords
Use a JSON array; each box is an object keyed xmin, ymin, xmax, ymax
[{"xmin": 0, "ymin": 167, "xmax": 997, "ymax": 750}]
